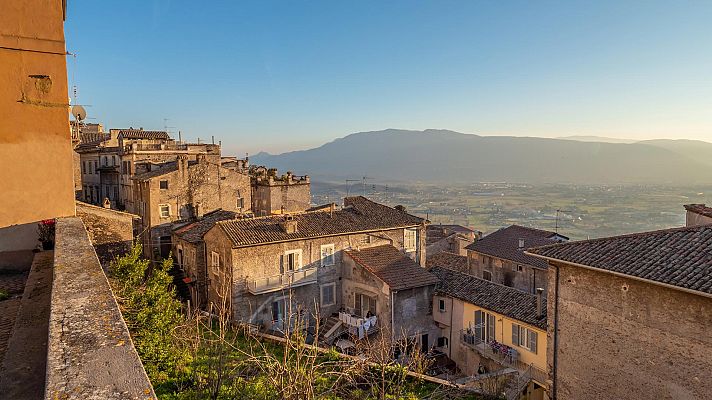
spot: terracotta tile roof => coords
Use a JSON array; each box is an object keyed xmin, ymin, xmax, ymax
[
  {"xmin": 465, "ymin": 225, "xmax": 567, "ymax": 269},
  {"xmin": 118, "ymin": 129, "xmax": 170, "ymax": 140},
  {"xmin": 684, "ymin": 204, "xmax": 712, "ymax": 219},
  {"xmin": 217, "ymin": 197, "xmax": 423, "ymax": 248},
  {"xmin": 345, "ymin": 245, "xmax": 438, "ymax": 290},
  {"xmin": 527, "ymin": 225, "xmax": 712, "ymax": 295},
  {"xmin": 431, "ymin": 266, "xmax": 546, "ymax": 329},
  {"xmin": 426, "ymin": 252, "xmax": 469, "ymax": 273},
  {"xmin": 173, "ymin": 209, "xmax": 237, "ymax": 243},
  {"xmin": 132, "ymin": 160, "xmax": 199, "ymax": 180}
]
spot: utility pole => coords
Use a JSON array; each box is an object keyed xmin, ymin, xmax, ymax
[
  {"xmin": 345, "ymin": 179, "xmax": 359, "ymax": 198},
  {"xmin": 362, "ymin": 175, "xmax": 372, "ymax": 196},
  {"xmin": 555, "ymin": 209, "xmax": 570, "ymax": 234}
]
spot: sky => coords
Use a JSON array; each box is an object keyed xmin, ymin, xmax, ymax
[{"xmin": 65, "ymin": 1, "xmax": 712, "ymax": 155}]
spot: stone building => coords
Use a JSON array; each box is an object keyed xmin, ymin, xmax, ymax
[
  {"xmin": 684, "ymin": 203, "xmax": 712, "ymax": 227},
  {"xmin": 75, "ymin": 201, "xmax": 139, "ymax": 266},
  {"xmin": 202, "ymin": 196, "xmax": 427, "ymax": 341},
  {"xmin": 528, "ymin": 225, "xmax": 712, "ymax": 400},
  {"xmin": 430, "ymin": 266, "xmax": 548, "ymax": 399},
  {"xmin": 466, "ymin": 225, "xmax": 567, "ymax": 294},
  {"xmin": 426, "ymin": 224, "xmax": 480, "ymax": 256},
  {"xmin": 132, "ymin": 154, "xmax": 251, "ymax": 259},
  {"xmin": 251, "ymin": 168, "xmax": 311, "ymax": 216},
  {"xmin": 171, "ymin": 209, "xmax": 237, "ymax": 308},
  {"xmin": 342, "ymin": 245, "xmax": 439, "ymax": 348}
]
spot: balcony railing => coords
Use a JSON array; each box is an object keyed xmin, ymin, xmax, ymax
[
  {"xmin": 247, "ymin": 267, "xmax": 317, "ymax": 294},
  {"xmin": 460, "ymin": 330, "xmax": 547, "ymax": 386}
]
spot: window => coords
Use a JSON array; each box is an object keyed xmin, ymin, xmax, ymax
[
  {"xmin": 159, "ymin": 180, "xmax": 168, "ymax": 189},
  {"xmin": 483, "ymin": 270, "xmax": 492, "ymax": 281},
  {"xmin": 437, "ymin": 336, "xmax": 449, "ymax": 348},
  {"xmin": 94, "ymin": 160, "xmax": 98, "ymax": 173},
  {"xmin": 474, "ymin": 310, "xmax": 496, "ymax": 343},
  {"xmin": 159, "ymin": 204, "xmax": 170, "ymax": 218},
  {"xmin": 272, "ymin": 298, "xmax": 286, "ymax": 322},
  {"xmin": 237, "ymin": 197, "xmax": 244, "ymax": 209},
  {"xmin": 512, "ymin": 324, "xmax": 538, "ymax": 354},
  {"xmin": 354, "ymin": 292, "xmax": 376, "ymax": 317},
  {"xmin": 281, "ymin": 250, "xmax": 302, "ymax": 273},
  {"xmin": 404, "ymin": 228, "xmax": 417, "ymax": 252},
  {"xmin": 513, "ymin": 264, "xmax": 523, "ymax": 272},
  {"xmin": 320, "ymin": 283, "xmax": 336, "ymax": 307},
  {"xmin": 438, "ymin": 298, "xmax": 446, "ymax": 313},
  {"xmin": 320, "ymin": 244, "xmax": 335, "ymax": 267},
  {"xmin": 211, "ymin": 251, "xmax": 220, "ymax": 267},
  {"xmin": 112, "ymin": 155, "xmax": 117, "ymax": 166},
  {"xmin": 82, "ymin": 161, "xmax": 86, "ymax": 174}
]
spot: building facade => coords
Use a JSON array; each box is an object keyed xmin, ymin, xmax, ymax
[
  {"xmin": 133, "ymin": 154, "xmax": 251, "ymax": 258},
  {"xmin": 202, "ymin": 197, "xmax": 427, "ymax": 341},
  {"xmin": 684, "ymin": 203, "xmax": 712, "ymax": 227},
  {"xmin": 430, "ymin": 266, "xmax": 548, "ymax": 399},
  {"xmin": 529, "ymin": 225, "xmax": 712, "ymax": 400},
  {"xmin": 0, "ymin": 0, "xmax": 76, "ymax": 249},
  {"xmin": 466, "ymin": 225, "xmax": 567, "ymax": 295},
  {"xmin": 251, "ymin": 168, "xmax": 311, "ymax": 216}
]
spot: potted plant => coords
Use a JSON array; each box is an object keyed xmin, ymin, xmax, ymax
[{"xmin": 38, "ymin": 219, "xmax": 56, "ymax": 250}]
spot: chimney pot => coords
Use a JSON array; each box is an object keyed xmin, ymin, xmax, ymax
[{"xmin": 536, "ymin": 287, "xmax": 544, "ymax": 317}]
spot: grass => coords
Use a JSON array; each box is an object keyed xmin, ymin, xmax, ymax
[{"xmin": 0, "ymin": 289, "xmax": 9, "ymax": 301}]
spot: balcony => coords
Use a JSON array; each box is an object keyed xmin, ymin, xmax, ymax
[
  {"xmin": 247, "ymin": 267, "xmax": 317, "ymax": 294},
  {"xmin": 338, "ymin": 311, "xmax": 378, "ymax": 339},
  {"xmin": 460, "ymin": 330, "xmax": 547, "ymax": 386}
]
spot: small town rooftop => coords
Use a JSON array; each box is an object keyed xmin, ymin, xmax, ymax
[
  {"xmin": 684, "ymin": 203, "xmax": 712, "ymax": 219},
  {"xmin": 173, "ymin": 209, "xmax": 238, "ymax": 243},
  {"xmin": 430, "ymin": 266, "xmax": 547, "ymax": 329},
  {"xmin": 465, "ymin": 224, "xmax": 567, "ymax": 269},
  {"xmin": 345, "ymin": 245, "xmax": 438, "ymax": 290},
  {"xmin": 216, "ymin": 196, "xmax": 423, "ymax": 248},
  {"xmin": 527, "ymin": 224, "xmax": 712, "ymax": 296},
  {"xmin": 426, "ymin": 251, "xmax": 468, "ymax": 273},
  {"xmin": 117, "ymin": 129, "xmax": 170, "ymax": 140}
]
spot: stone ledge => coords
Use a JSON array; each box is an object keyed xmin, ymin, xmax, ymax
[{"xmin": 45, "ymin": 217, "xmax": 155, "ymax": 399}]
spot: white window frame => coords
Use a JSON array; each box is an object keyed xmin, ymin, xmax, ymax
[
  {"xmin": 320, "ymin": 244, "xmax": 335, "ymax": 267},
  {"xmin": 320, "ymin": 283, "xmax": 336, "ymax": 307},
  {"xmin": 438, "ymin": 298, "xmax": 446, "ymax": 313},
  {"xmin": 404, "ymin": 228, "xmax": 417, "ymax": 252},
  {"xmin": 159, "ymin": 204, "xmax": 170, "ymax": 218},
  {"xmin": 284, "ymin": 249, "xmax": 302, "ymax": 272},
  {"xmin": 210, "ymin": 251, "xmax": 220, "ymax": 267}
]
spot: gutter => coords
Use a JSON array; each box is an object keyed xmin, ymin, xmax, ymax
[
  {"xmin": 552, "ymin": 263, "xmax": 560, "ymax": 399},
  {"xmin": 391, "ymin": 290, "xmax": 397, "ymax": 340}
]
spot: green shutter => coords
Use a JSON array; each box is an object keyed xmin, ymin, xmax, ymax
[
  {"xmin": 512, "ymin": 324, "xmax": 519, "ymax": 346},
  {"xmin": 530, "ymin": 330, "xmax": 538, "ymax": 354}
]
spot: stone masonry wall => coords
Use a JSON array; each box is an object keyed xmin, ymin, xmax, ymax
[
  {"xmin": 468, "ymin": 251, "xmax": 547, "ymax": 295},
  {"xmin": 76, "ymin": 201, "xmax": 137, "ymax": 266},
  {"xmin": 548, "ymin": 261, "xmax": 712, "ymax": 400}
]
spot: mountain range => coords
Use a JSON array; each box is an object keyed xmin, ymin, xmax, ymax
[{"xmin": 252, "ymin": 129, "xmax": 712, "ymax": 185}]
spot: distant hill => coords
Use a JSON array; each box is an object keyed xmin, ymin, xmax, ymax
[
  {"xmin": 251, "ymin": 129, "xmax": 712, "ymax": 185},
  {"xmin": 556, "ymin": 135, "xmax": 638, "ymax": 144}
]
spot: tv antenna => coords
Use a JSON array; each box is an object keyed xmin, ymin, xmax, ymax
[
  {"xmin": 345, "ymin": 179, "xmax": 359, "ymax": 197},
  {"xmin": 362, "ymin": 175, "xmax": 372, "ymax": 196},
  {"xmin": 555, "ymin": 209, "xmax": 570, "ymax": 234}
]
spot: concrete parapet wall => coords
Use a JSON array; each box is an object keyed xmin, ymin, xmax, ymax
[{"xmin": 45, "ymin": 217, "xmax": 155, "ymax": 399}]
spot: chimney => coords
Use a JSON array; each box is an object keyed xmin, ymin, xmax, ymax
[
  {"xmin": 102, "ymin": 198, "xmax": 111, "ymax": 209},
  {"xmin": 194, "ymin": 202, "xmax": 203, "ymax": 219},
  {"xmin": 280, "ymin": 215, "xmax": 298, "ymax": 234},
  {"xmin": 177, "ymin": 154, "xmax": 188, "ymax": 175},
  {"xmin": 518, "ymin": 238, "xmax": 525, "ymax": 249},
  {"xmin": 536, "ymin": 288, "xmax": 544, "ymax": 317}
]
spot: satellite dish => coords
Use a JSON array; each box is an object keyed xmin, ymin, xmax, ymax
[{"xmin": 71, "ymin": 105, "xmax": 87, "ymax": 121}]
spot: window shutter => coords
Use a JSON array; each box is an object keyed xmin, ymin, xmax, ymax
[
  {"xmin": 355, "ymin": 293, "xmax": 361, "ymax": 313},
  {"xmin": 369, "ymin": 296, "xmax": 376, "ymax": 314},
  {"xmin": 474, "ymin": 310, "xmax": 483, "ymax": 342},
  {"xmin": 279, "ymin": 255, "xmax": 284, "ymax": 274},
  {"xmin": 487, "ymin": 314, "xmax": 496, "ymax": 341},
  {"xmin": 530, "ymin": 331, "xmax": 538, "ymax": 354},
  {"xmin": 512, "ymin": 324, "xmax": 519, "ymax": 346}
]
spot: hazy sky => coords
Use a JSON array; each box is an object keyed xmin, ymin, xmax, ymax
[{"xmin": 65, "ymin": 1, "xmax": 712, "ymax": 155}]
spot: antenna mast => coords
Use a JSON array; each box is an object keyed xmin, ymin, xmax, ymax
[{"xmin": 555, "ymin": 209, "xmax": 571, "ymax": 234}]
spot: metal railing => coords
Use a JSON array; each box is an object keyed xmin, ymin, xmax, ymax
[
  {"xmin": 460, "ymin": 330, "xmax": 547, "ymax": 387},
  {"xmin": 247, "ymin": 267, "xmax": 317, "ymax": 294}
]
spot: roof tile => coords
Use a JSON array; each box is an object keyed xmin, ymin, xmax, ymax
[{"xmin": 346, "ymin": 245, "xmax": 438, "ymax": 290}]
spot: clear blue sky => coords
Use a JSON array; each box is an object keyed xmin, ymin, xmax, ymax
[{"xmin": 65, "ymin": 1, "xmax": 712, "ymax": 155}]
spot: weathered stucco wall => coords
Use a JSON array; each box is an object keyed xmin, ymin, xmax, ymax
[
  {"xmin": 46, "ymin": 217, "xmax": 154, "ymax": 399},
  {"xmin": 0, "ymin": 0, "xmax": 76, "ymax": 229},
  {"xmin": 548, "ymin": 261, "xmax": 712, "ymax": 400},
  {"xmin": 685, "ymin": 210, "xmax": 712, "ymax": 227},
  {"xmin": 468, "ymin": 251, "xmax": 547, "ymax": 295}
]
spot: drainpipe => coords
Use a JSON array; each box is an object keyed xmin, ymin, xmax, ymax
[
  {"xmin": 448, "ymin": 296, "xmax": 454, "ymax": 358},
  {"xmin": 552, "ymin": 263, "xmax": 560, "ymax": 399},
  {"xmin": 391, "ymin": 290, "xmax": 397, "ymax": 340}
]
